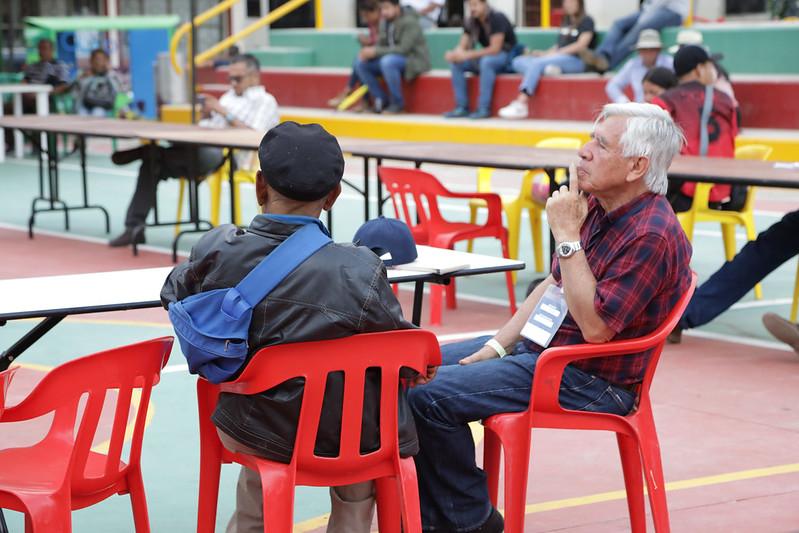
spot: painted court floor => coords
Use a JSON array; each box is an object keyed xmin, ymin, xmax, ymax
[{"xmin": 0, "ymin": 144, "xmax": 798, "ymax": 532}]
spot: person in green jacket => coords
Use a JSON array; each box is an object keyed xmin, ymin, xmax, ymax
[{"xmin": 355, "ymin": 0, "xmax": 432, "ymax": 113}]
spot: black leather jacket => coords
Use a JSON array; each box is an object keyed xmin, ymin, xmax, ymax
[{"xmin": 161, "ymin": 214, "xmax": 417, "ymax": 463}]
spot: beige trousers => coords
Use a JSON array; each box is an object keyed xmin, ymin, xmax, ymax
[{"xmin": 218, "ymin": 429, "xmax": 376, "ymax": 533}]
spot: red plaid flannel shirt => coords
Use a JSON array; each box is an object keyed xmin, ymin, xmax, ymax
[{"xmin": 529, "ymin": 192, "xmax": 692, "ymax": 386}]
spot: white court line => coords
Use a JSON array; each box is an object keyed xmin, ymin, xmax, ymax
[{"xmin": 730, "ymin": 298, "xmax": 793, "ymax": 310}]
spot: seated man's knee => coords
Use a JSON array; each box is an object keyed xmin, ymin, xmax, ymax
[
  {"xmin": 479, "ymin": 54, "xmax": 502, "ymax": 71},
  {"xmin": 379, "ymin": 55, "xmax": 398, "ymax": 71}
]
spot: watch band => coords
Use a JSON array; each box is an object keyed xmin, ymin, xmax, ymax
[{"xmin": 484, "ymin": 338, "xmax": 507, "ymax": 358}]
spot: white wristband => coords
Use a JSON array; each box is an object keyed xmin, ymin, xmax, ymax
[{"xmin": 484, "ymin": 338, "xmax": 507, "ymax": 358}]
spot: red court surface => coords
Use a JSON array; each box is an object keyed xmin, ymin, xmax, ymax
[{"xmin": 1, "ymin": 226, "xmax": 798, "ymax": 532}]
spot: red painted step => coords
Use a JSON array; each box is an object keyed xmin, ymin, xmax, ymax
[{"xmin": 195, "ymin": 66, "xmax": 799, "ymax": 129}]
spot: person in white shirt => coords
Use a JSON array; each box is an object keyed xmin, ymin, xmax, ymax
[
  {"xmin": 402, "ymin": 0, "xmax": 444, "ymax": 29},
  {"xmin": 605, "ymin": 29, "xmax": 673, "ymax": 104},
  {"xmin": 108, "ymin": 54, "xmax": 279, "ymax": 247}
]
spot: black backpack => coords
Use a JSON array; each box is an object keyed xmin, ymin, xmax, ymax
[{"xmin": 83, "ymin": 75, "xmax": 116, "ymax": 110}]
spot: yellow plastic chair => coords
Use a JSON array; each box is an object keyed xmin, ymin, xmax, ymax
[
  {"xmin": 676, "ymin": 144, "xmax": 773, "ymax": 300},
  {"xmin": 467, "ymin": 137, "xmax": 582, "ymax": 280},
  {"xmin": 175, "ymin": 151, "xmax": 258, "ymax": 233},
  {"xmin": 791, "ymin": 260, "xmax": 798, "ymax": 323}
]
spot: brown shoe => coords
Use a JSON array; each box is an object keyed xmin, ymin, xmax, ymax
[
  {"xmin": 762, "ymin": 313, "xmax": 799, "ymax": 354},
  {"xmin": 667, "ymin": 327, "xmax": 683, "ymax": 344},
  {"xmin": 578, "ymin": 49, "xmax": 609, "ymax": 74}
]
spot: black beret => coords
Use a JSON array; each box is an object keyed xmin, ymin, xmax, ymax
[{"xmin": 258, "ymin": 121, "xmax": 344, "ymax": 201}]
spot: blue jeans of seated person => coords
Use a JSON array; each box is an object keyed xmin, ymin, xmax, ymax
[
  {"xmin": 450, "ymin": 51, "xmax": 510, "ymax": 113},
  {"xmin": 680, "ymin": 209, "xmax": 799, "ymax": 329},
  {"xmin": 355, "ymin": 54, "xmax": 407, "ymax": 109},
  {"xmin": 408, "ymin": 335, "xmax": 636, "ymax": 531},
  {"xmin": 512, "ymin": 53, "xmax": 585, "ymax": 96},
  {"xmin": 597, "ymin": 8, "xmax": 683, "ymax": 70}
]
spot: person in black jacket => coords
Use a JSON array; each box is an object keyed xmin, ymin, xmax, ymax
[{"xmin": 161, "ymin": 122, "xmax": 423, "ymax": 533}]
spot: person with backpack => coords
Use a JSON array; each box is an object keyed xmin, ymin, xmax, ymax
[
  {"xmin": 162, "ymin": 122, "xmax": 431, "ymax": 533},
  {"xmin": 76, "ymin": 48, "xmax": 120, "ymax": 117},
  {"xmin": 652, "ymin": 45, "xmax": 740, "ymax": 213}
]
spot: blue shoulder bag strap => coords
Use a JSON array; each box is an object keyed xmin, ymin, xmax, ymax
[{"xmin": 220, "ymin": 221, "xmax": 332, "ymax": 321}]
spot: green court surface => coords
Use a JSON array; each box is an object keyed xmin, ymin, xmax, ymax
[{"xmin": 0, "ymin": 139, "xmax": 797, "ymax": 531}]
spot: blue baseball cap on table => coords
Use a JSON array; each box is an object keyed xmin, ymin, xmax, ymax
[{"xmin": 353, "ymin": 216, "xmax": 418, "ymax": 266}]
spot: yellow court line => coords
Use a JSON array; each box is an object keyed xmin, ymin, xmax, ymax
[{"xmin": 291, "ymin": 462, "xmax": 799, "ymax": 532}]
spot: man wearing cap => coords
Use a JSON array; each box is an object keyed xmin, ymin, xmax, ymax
[
  {"xmin": 653, "ymin": 45, "xmax": 739, "ymax": 212},
  {"xmin": 408, "ymin": 103, "xmax": 691, "ymax": 533},
  {"xmin": 161, "ymin": 122, "xmax": 419, "ymax": 533},
  {"xmin": 670, "ymin": 28, "xmax": 739, "ymax": 111},
  {"xmin": 605, "ymin": 29, "xmax": 673, "ymax": 104},
  {"xmin": 580, "ymin": 0, "xmax": 687, "ymax": 73}
]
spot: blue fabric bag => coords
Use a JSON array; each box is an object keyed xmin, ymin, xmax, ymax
[{"xmin": 168, "ymin": 218, "xmax": 331, "ymax": 383}]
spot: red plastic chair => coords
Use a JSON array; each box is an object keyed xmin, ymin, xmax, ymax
[
  {"xmin": 482, "ymin": 273, "xmax": 697, "ymax": 533},
  {"xmin": 195, "ymin": 329, "xmax": 441, "ymax": 533},
  {"xmin": 378, "ymin": 166, "xmax": 517, "ymax": 326},
  {"xmin": 0, "ymin": 337, "xmax": 173, "ymax": 533},
  {"xmin": 0, "ymin": 366, "xmax": 17, "ymax": 419}
]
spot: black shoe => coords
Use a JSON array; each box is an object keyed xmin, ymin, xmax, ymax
[
  {"xmin": 470, "ymin": 508, "xmax": 504, "ymax": 533},
  {"xmin": 109, "ymin": 226, "xmax": 145, "ymax": 247},
  {"xmin": 111, "ymin": 146, "xmax": 147, "ymax": 166}
]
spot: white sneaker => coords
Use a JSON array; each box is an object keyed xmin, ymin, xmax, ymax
[
  {"xmin": 498, "ymin": 100, "xmax": 528, "ymax": 120},
  {"xmin": 543, "ymin": 64, "xmax": 562, "ymax": 76}
]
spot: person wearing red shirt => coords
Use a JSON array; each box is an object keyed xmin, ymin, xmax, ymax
[
  {"xmin": 652, "ymin": 45, "xmax": 739, "ymax": 212},
  {"xmin": 407, "ymin": 103, "xmax": 692, "ymax": 533}
]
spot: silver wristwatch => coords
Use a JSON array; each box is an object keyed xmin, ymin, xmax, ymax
[{"xmin": 556, "ymin": 240, "xmax": 583, "ymax": 258}]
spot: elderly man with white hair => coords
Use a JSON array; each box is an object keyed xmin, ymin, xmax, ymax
[{"xmin": 407, "ymin": 103, "xmax": 693, "ymax": 533}]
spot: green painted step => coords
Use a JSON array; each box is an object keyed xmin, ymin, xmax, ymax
[
  {"xmin": 265, "ymin": 23, "xmax": 799, "ymax": 74},
  {"xmin": 249, "ymin": 46, "xmax": 314, "ymax": 67}
]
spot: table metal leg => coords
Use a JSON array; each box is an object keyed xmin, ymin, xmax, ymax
[
  {"xmin": 0, "ymin": 315, "xmax": 65, "ymax": 371},
  {"xmin": 12, "ymin": 93, "xmax": 23, "ymax": 159},
  {"xmin": 411, "ymin": 281, "xmax": 425, "ymax": 326}
]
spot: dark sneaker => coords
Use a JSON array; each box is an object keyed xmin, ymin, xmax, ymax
[
  {"xmin": 383, "ymin": 104, "xmax": 405, "ymax": 114},
  {"xmin": 762, "ymin": 312, "xmax": 799, "ymax": 354},
  {"xmin": 471, "ymin": 507, "xmax": 504, "ymax": 533},
  {"xmin": 578, "ymin": 49, "xmax": 609, "ymax": 73},
  {"xmin": 667, "ymin": 326, "xmax": 682, "ymax": 344},
  {"xmin": 443, "ymin": 107, "xmax": 470, "ymax": 118},
  {"xmin": 109, "ymin": 226, "xmax": 145, "ymax": 247},
  {"xmin": 469, "ymin": 108, "xmax": 491, "ymax": 119},
  {"xmin": 111, "ymin": 146, "xmax": 147, "ymax": 166}
]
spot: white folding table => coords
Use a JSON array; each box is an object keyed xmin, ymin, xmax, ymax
[
  {"xmin": 0, "ymin": 245, "xmax": 524, "ymax": 370},
  {"xmin": 0, "ymin": 84, "xmax": 51, "ymax": 162}
]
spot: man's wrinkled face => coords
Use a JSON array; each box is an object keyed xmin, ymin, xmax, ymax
[
  {"xmin": 228, "ymin": 61, "xmax": 257, "ymax": 96},
  {"xmin": 576, "ymin": 116, "xmax": 631, "ymax": 196}
]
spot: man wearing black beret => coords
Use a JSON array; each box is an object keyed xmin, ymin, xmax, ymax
[{"xmin": 161, "ymin": 121, "xmax": 417, "ymax": 532}]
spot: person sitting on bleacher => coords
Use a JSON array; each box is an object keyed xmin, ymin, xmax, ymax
[
  {"xmin": 580, "ymin": 0, "xmax": 688, "ymax": 73},
  {"xmin": 22, "ymin": 39, "xmax": 72, "ymax": 101},
  {"xmin": 496, "ymin": 0, "xmax": 594, "ymax": 120},
  {"xmin": 75, "ymin": 49, "xmax": 120, "ymax": 117},
  {"xmin": 327, "ymin": 0, "xmax": 382, "ymax": 110},
  {"xmin": 108, "ymin": 54, "xmax": 279, "ymax": 248},
  {"xmin": 355, "ymin": 0, "xmax": 431, "ymax": 114},
  {"xmin": 652, "ymin": 45, "xmax": 739, "ymax": 213},
  {"xmin": 443, "ymin": 0, "xmax": 518, "ymax": 119},
  {"xmin": 641, "ymin": 66, "xmax": 677, "ymax": 103},
  {"xmin": 604, "ymin": 29, "xmax": 673, "ymax": 104},
  {"xmin": 402, "ymin": 0, "xmax": 444, "ymax": 30}
]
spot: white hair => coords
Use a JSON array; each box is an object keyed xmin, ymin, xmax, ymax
[{"xmin": 596, "ymin": 102, "xmax": 685, "ymax": 195}]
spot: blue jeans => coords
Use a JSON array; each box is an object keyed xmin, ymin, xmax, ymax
[
  {"xmin": 408, "ymin": 336, "xmax": 636, "ymax": 531},
  {"xmin": 680, "ymin": 209, "xmax": 799, "ymax": 329},
  {"xmin": 449, "ymin": 51, "xmax": 510, "ymax": 112},
  {"xmin": 597, "ymin": 8, "xmax": 683, "ymax": 70},
  {"xmin": 355, "ymin": 54, "xmax": 407, "ymax": 108},
  {"xmin": 512, "ymin": 53, "xmax": 585, "ymax": 96}
]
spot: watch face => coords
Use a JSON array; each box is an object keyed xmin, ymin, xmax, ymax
[{"xmin": 558, "ymin": 243, "xmax": 572, "ymax": 256}]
